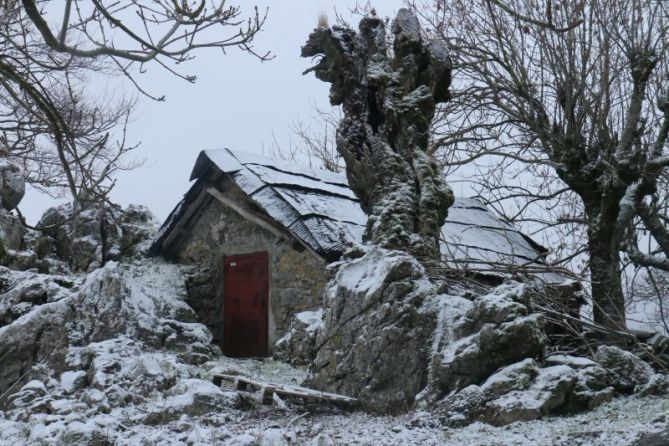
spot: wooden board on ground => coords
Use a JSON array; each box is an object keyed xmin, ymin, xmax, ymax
[{"xmin": 212, "ymin": 373, "xmax": 358, "ymax": 407}]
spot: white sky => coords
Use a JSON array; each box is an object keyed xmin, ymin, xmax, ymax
[{"xmin": 20, "ymin": 1, "xmax": 406, "ymax": 224}]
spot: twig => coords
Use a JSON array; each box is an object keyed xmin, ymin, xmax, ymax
[{"xmin": 286, "ymin": 412, "xmax": 309, "ymax": 429}]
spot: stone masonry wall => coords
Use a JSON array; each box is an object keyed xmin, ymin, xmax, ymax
[{"xmin": 176, "ymin": 188, "xmax": 328, "ymax": 352}]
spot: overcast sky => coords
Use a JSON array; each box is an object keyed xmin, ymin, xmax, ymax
[{"xmin": 20, "ymin": 1, "xmax": 406, "ymax": 224}]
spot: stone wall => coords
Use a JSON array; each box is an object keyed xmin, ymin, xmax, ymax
[{"xmin": 176, "ymin": 187, "xmax": 328, "ymax": 352}]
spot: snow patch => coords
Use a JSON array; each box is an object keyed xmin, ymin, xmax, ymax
[{"xmin": 295, "ymin": 309, "xmax": 324, "ymax": 334}]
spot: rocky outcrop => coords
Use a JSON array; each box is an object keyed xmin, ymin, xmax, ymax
[
  {"xmin": 434, "ymin": 343, "xmax": 669, "ymax": 427},
  {"xmin": 307, "ymin": 248, "xmax": 437, "ymax": 413},
  {"xmin": 0, "ymin": 267, "xmax": 74, "ymax": 327},
  {"xmin": 0, "ymin": 161, "xmax": 25, "ymax": 211},
  {"xmin": 306, "ymin": 249, "xmax": 551, "ymax": 415},
  {"xmin": 0, "ymin": 212, "xmax": 24, "ymax": 252},
  {"xmin": 304, "ymin": 246, "xmax": 668, "ymax": 425},
  {"xmin": 0, "ymin": 259, "xmax": 216, "ymax": 398},
  {"xmin": 0, "ymin": 257, "xmax": 246, "ymax": 445},
  {"xmin": 436, "ymin": 356, "xmax": 615, "ymax": 426},
  {"xmin": 427, "ymin": 283, "xmax": 546, "ymax": 396},
  {"xmin": 634, "ymin": 427, "xmax": 669, "ymax": 446},
  {"xmin": 28, "ymin": 202, "xmax": 158, "ymax": 273},
  {"xmin": 0, "ymin": 161, "xmax": 25, "ymax": 255}
]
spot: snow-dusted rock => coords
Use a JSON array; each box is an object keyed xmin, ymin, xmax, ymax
[
  {"xmin": 60, "ymin": 421, "xmax": 107, "ymax": 445},
  {"xmin": 567, "ymin": 359, "xmax": 615, "ymax": 411},
  {"xmin": 7, "ymin": 380, "xmax": 47, "ymax": 407},
  {"xmin": 479, "ymin": 358, "xmax": 539, "ymax": 396},
  {"xmin": 429, "ymin": 283, "xmax": 546, "ymax": 395},
  {"xmin": 481, "ymin": 365, "xmax": 578, "ymax": 425},
  {"xmin": 3, "ymin": 249, "xmax": 36, "ymax": 271},
  {"xmin": 0, "ymin": 257, "xmax": 247, "ymax": 443},
  {"xmin": 0, "ymin": 268, "xmax": 74, "ymax": 327},
  {"xmin": 274, "ymin": 308, "xmax": 323, "ymax": 365},
  {"xmin": 595, "ymin": 345, "xmax": 655, "ymax": 392},
  {"xmin": 307, "ymin": 248, "xmax": 438, "ymax": 412},
  {"xmin": 119, "ymin": 204, "xmax": 159, "ymax": 256},
  {"xmin": 5, "ymin": 380, "xmax": 52, "ymax": 422},
  {"xmin": 634, "ymin": 427, "xmax": 669, "ymax": 446},
  {"xmin": 438, "ymin": 354, "xmax": 616, "ymax": 426},
  {"xmin": 0, "ymin": 161, "xmax": 25, "ymax": 211},
  {"xmin": 60, "ymin": 370, "xmax": 87, "ymax": 394},
  {"xmin": 0, "ymin": 259, "xmax": 216, "ymax": 397},
  {"xmin": 638, "ymin": 373, "xmax": 669, "ymax": 396},
  {"xmin": 545, "ymin": 354, "xmax": 598, "ymax": 369},
  {"xmin": 0, "ymin": 211, "xmax": 24, "ymax": 252},
  {"xmin": 35, "ymin": 202, "xmax": 158, "ymax": 272},
  {"xmin": 259, "ymin": 427, "xmax": 292, "ymax": 446},
  {"xmin": 145, "ymin": 379, "xmax": 239, "ymax": 423},
  {"xmin": 48, "ymin": 398, "xmax": 88, "ymax": 415},
  {"xmin": 308, "ymin": 250, "xmax": 554, "ymax": 414},
  {"xmin": 228, "ymin": 433, "xmax": 258, "ymax": 446},
  {"xmin": 0, "ymin": 295, "xmax": 71, "ymax": 396},
  {"xmin": 309, "ymin": 434, "xmax": 330, "ymax": 446}
]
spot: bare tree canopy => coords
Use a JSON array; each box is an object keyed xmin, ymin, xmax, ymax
[
  {"xmin": 414, "ymin": 0, "xmax": 669, "ymax": 335},
  {"xmin": 0, "ymin": 0, "xmax": 268, "ymax": 205},
  {"xmin": 301, "ymin": 8, "xmax": 454, "ymax": 261}
]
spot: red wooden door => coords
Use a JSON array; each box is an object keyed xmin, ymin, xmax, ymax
[{"xmin": 223, "ymin": 251, "xmax": 269, "ymax": 357}]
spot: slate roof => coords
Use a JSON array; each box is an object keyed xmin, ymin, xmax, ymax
[{"xmin": 153, "ymin": 148, "xmax": 568, "ymax": 283}]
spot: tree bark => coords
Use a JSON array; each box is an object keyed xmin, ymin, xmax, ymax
[
  {"xmin": 586, "ymin": 213, "xmax": 627, "ymax": 335},
  {"xmin": 302, "ymin": 9, "xmax": 454, "ymax": 261},
  {"xmin": 554, "ymin": 148, "xmax": 629, "ymax": 336}
]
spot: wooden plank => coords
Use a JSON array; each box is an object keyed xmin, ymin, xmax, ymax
[
  {"xmin": 259, "ymin": 386, "xmax": 275, "ymax": 405},
  {"xmin": 211, "ymin": 373, "xmax": 358, "ymax": 407}
]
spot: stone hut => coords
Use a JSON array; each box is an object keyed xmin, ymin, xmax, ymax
[{"xmin": 151, "ymin": 148, "xmax": 568, "ymax": 357}]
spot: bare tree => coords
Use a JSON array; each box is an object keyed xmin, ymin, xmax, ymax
[
  {"xmin": 0, "ymin": 0, "xmax": 269, "ymax": 205},
  {"xmin": 266, "ymin": 104, "xmax": 344, "ymax": 173},
  {"xmin": 411, "ymin": 0, "xmax": 669, "ymax": 336}
]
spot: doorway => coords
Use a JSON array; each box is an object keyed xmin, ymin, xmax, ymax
[{"xmin": 223, "ymin": 251, "xmax": 269, "ymax": 357}]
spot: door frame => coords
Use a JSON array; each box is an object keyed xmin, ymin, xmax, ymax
[{"xmin": 222, "ymin": 251, "xmax": 270, "ymax": 357}]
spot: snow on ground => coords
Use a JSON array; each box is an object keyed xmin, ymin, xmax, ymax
[
  {"xmin": 209, "ymin": 357, "xmax": 307, "ymax": 388},
  {"xmin": 3, "ymin": 366, "xmax": 665, "ymax": 446},
  {"xmin": 0, "ymin": 257, "xmax": 668, "ymax": 445}
]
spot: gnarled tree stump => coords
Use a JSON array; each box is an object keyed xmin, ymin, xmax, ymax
[{"xmin": 302, "ymin": 9, "xmax": 453, "ymax": 261}]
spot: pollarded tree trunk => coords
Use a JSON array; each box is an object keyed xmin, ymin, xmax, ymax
[
  {"xmin": 584, "ymin": 204, "xmax": 627, "ymax": 335},
  {"xmin": 301, "ymin": 9, "xmax": 453, "ymax": 261}
]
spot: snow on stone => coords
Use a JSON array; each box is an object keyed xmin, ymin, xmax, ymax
[
  {"xmin": 331, "ymin": 249, "xmax": 420, "ymax": 299},
  {"xmin": 295, "ymin": 308, "xmax": 324, "ymax": 334},
  {"xmin": 0, "ymin": 256, "xmax": 667, "ymax": 445},
  {"xmin": 59, "ymin": 371, "xmax": 86, "ymax": 394},
  {"xmin": 18, "ymin": 379, "xmax": 47, "ymax": 394},
  {"xmin": 426, "ymin": 293, "xmax": 473, "ymax": 356},
  {"xmin": 545, "ymin": 354, "xmax": 598, "ymax": 369}
]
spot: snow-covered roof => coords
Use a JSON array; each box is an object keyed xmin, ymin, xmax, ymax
[
  {"xmin": 153, "ymin": 148, "xmax": 568, "ymax": 283},
  {"xmin": 190, "ymin": 148, "xmax": 366, "ymax": 261}
]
